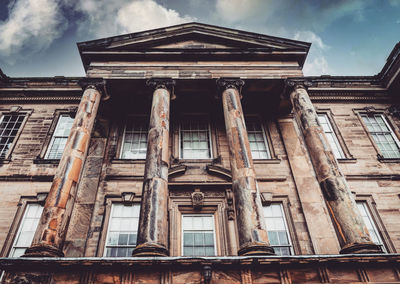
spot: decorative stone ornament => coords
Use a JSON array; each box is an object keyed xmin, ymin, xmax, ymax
[{"xmin": 191, "ymin": 190, "xmax": 205, "ymax": 210}]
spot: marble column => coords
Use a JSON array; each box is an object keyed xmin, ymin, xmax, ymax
[
  {"xmin": 217, "ymin": 78, "xmax": 274, "ymax": 256},
  {"xmin": 24, "ymin": 81, "xmax": 104, "ymax": 257},
  {"xmin": 289, "ymin": 82, "xmax": 381, "ymax": 254},
  {"xmin": 132, "ymin": 78, "xmax": 174, "ymax": 257}
]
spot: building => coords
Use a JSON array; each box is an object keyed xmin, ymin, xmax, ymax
[{"xmin": 0, "ymin": 23, "xmax": 399, "ymax": 283}]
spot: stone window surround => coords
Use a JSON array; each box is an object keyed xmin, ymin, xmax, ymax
[
  {"xmin": 354, "ymin": 107, "xmax": 400, "ymax": 163},
  {"xmin": 97, "ymin": 193, "xmax": 141, "ymax": 257},
  {"xmin": 0, "ymin": 193, "xmax": 47, "ymax": 257},
  {"xmin": 168, "ymin": 186, "xmax": 231, "ymax": 256},
  {"xmin": 354, "ymin": 193, "xmax": 396, "ymax": 253},
  {"xmin": 0, "ymin": 107, "xmax": 31, "ymax": 163},
  {"xmin": 315, "ymin": 107, "xmax": 355, "ymax": 162},
  {"xmin": 260, "ymin": 193, "xmax": 301, "ymax": 255},
  {"xmin": 34, "ymin": 107, "xmax": 77, "ymax": 164}
]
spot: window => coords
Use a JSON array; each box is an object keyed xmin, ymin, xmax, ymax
[
  {"xmin": 317, "ymin": 114, "xmax": 345, "ymax": 159},
  {"xmin": 45, "ymin": 114, "xmax": 74, "ymax": 159},
  {"xmin": 245, "ymin": 116, "xmax": 271, "ymax": 159},
  {"xmin": 182, "ymin": 215, "xmax": 216, "ymax": 256},
  {"xmin": 263, "ymin": 203, "xmax": 293, "ymax": 256},
  {"xmin": 356, "ymin": 202, "xmax": 386, "ymax": 252},
  {"xmin": 0, "ymin": 114, "xmax": 25, "ymax": 159},
  {"xmin": 180, "ymin": 116, "xmax": 212, "ymax": 159},
  {"xmin": 361, "ymin": 114, "xmax": 400, "ymax": 158},
  {"xmin": 9, "ymin": 204, "xmax": 43, "ymax": 257},
  {"xmin": 104, "ymin": 203, "xmax": 140, "ymax": 257},
  {"xmin": 120, "ymin": 116, "xmax": 148, "ymax": 159}
]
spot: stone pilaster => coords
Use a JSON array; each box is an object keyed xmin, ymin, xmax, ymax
[
  {"xmin": 24, "ymin": 81, "xmax": 104, "ymax": 257},
  {"xmin": 217, "ymin": 78, "xmax": 274, "ymax": 256},
  {"xmin": 132, "ymin": 78, "xmax": 174, "ymax": 257},
  {"xmin": 288, "ymin": 82, "xmax": 381, "ymax": 254}
]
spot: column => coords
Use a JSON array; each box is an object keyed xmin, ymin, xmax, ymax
[
  {"xmin": 132, "ymin": 78, "xmax": 174, "ymax": 257},
  {"xmin": 24, "ymin": 81, "xmax": 104, "ymax": 257},
  {"xmin": 217, "ymin": 78, "xmax": 274, "ymax": 256},
  {"xmin": 288, "ymin": 82, "xmax": 381, "ymax": 254}
]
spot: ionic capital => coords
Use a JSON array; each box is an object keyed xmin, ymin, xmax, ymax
[
  {"xmin": 78, "ymin": 78, "xmax": 109, "ymax": 100},
  {"xmin": 146, "ymin": 78, "xmax": 175, "ymax": 91},
  {"xmin": 217, "ymin": 78, "xmax": 245, "ymax": 92}
]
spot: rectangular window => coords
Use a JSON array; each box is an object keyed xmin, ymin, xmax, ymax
[
  {"xmin": 45, "ymin": 114, "xmax": 74, "ymax": 159},
  {"xmin": 318, "ymin": 114, "xmax": 345, "ymax": 159},
  {"xmin": 0, "ymin": 114, "xmax": 25, "ymax": 159},
  {"xmin": 361, "ymin": 114, "xmax": 400, "ymax": 158},
  {"xmin": 356, "ymin": 201, "xmax": 386, "ymax": 252},
  {"xmin": 120, "ymin": 116, "xmax": 148, "ymax": 159},
  {"xmin": 263, "ymin": 203, "xmax": 293, "ymax": 256},
  {"xmin": 180, "ymin": 116, "xmax": 212, "ymax": 159},
  {"xmin": 245, "ymin": 116, "xmax": 271, "ymax": 159},
  {"xmin": 9, "ymin": 204, "xmax": 43, "ymax": 257},
  {"xmin": 104, "ymin": 203, "xmax": 140, "ymax": 257},
  {"xmin": 182, "ymin": 215, "xmax": 216, "ymax": 256}
]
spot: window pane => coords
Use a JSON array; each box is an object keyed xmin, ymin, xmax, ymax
[
  {"xmin": 361, "ymin": 114, "xmax": 400, "ymax": 159},
  {"xmin": 45, "ymin": 114, "xmax": 74, "ymax": 159},
  {"xmin": 104, "ymin": 203, "xmax": 140, "ymax": 257},
  {"xmin": 263, "ymin": 204, "xmax": 293, "ymax": 256},
  {"xmin": 245, "ymin": 116, "xmax": 271, "ymax": 159},
  {"xmin": 182, "ymin": 215, "xmax": 215, "ymax": 256},
  {"xmin": 121, "ymin": 117, "xmax": 148, "ymax": 159},
  {"xmin": 317, "ymin": 114, "xmax": 345, "ymax": 159},
  {"xmin": 180, "ymin": 116, "xmax": 211, "ymax": 159},
  {"xmin": 10, "ymin": 204, "xmax": 43, "ymax": 257},
  {"xmin": 0, "ymin": 114, "xmax": 26, "ymax": 159}
]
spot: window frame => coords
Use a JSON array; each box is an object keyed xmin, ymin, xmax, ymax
[
  {"xmin": 316, "ymin": 109, "xmax": 354, "ymax": 161},
  {"xmin": 0, "ymin": 108, "xmax": 30, "ymax": 161},
  {"xmin": 181, "ymin": 214, "xmax": 217, "ymax": 257},
  {"xmin": 0, "ymin": 193, "xmax": 47, "ymax": 257},
  {"xmin": 44, "ymin": 114, "xmax": 74, "ymax": 160},
  {"xmin": 118, "ymin": 114, "xmax": 149, "ymax": 160},
  {"xmin": 359, "ymin": 112, "xmax": 400, "ymax": 160},
  {"xmin": 244, "ymin": 115, "xmax": 273, "ymax": 160},
  {"xmin": 178, "ymin": 114, "xmax": 213, "ymax": 160},
  {"xmin": 355, "ymin": 195, "xmax": 396, "ymax": 253},
  {"xmin": 317, "ymin": 113, "xmax": 346, "ymax": 159}
]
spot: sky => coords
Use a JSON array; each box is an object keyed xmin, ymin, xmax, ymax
[{"xmin": 0, "ymin": 0, "xmax": 399, "ymax": 77}]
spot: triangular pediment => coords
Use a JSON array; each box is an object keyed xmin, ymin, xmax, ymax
[{"xmin": 79, "ymin": 22, "xmax": 310, "ymax": 52}]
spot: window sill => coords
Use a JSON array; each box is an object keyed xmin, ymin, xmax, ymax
[
  {"xmin": 337, "ymin": 158, "xmax": 357, "ymax": 164},
  {"xmin": 33, "ymin": 158, "xmax": 60, "ymax": 165},
  {"xmin": 112, "ymin": 159, "xmax": 146, "ymax": 164},
  {"xmin": 253, "ymin": 158, "xmax": 281, "ymax": 164},
  {"xmin": 0, "ymin": 159, "xmax": 11, "ymax": 164},
  {"xmin": 177, "ymin": 159, "xmax": 214, "ymax": 163},
  {"xmin": 378, "ymin": 158, "xmax": 400, "ymax": 163}
]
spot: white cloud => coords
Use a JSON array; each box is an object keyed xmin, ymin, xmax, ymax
[
  {"xmin": 0, "ymin": 0, "xmax": 67, "ymax": 63},
  {"xmin": 215, "ymin": 0, "xmax": 268, "ymax": 23},
  {"xmin": 73, "ymin": 0, "xmax": 195, "ymax": 38},
  {"xmin": 293, "ymin": 31, "xmax": 330, "ymax": 75}
]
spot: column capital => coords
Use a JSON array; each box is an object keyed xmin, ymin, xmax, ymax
[
  {"xmin": 146, "ymin": 78, "xmax": 175, "ymax": 91},
  {"xmin": 216, "ymin": 78, "xmax": 245, "ymax": 92},
  {"xmin": 78, "ymin": 78, "xmax": 109, "ymax": 100}
]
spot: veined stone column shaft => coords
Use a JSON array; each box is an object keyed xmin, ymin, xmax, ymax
[
  {"xmin": 132, "ymin": 79, "xmax": 174, "ymax": 257},
  {"xmin": 289, "ymin": 84, "xmax": 381, "ymax": 254},
  {"xmin": 218, "ymin": 79, "xmax": 274, "ymax": 256},
  {"xmin": 24, "ymin": 83, "xmax": 103, "ymax": 257}
]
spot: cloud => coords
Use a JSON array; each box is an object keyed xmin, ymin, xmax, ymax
[
  {"xmin": 294, "ymin": 31, "xmax": 330, "ymax": 75},
  {"xmin": 0, "ymin": 0, "xmax": 67, "ymax": 63},
  {"xmin": 72, "ymin": 0, "xmax": 195, "ymax": 38}
]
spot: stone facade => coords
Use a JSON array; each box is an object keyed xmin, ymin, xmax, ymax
[{"xmin": 0, "ymin": 23, "xmax": 399, "ymax": 283}]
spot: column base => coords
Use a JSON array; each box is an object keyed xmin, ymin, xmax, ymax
[
  {"xmin": 238, "ymin": 242, "xmax": 275, "ymax": 256},
  {"xmin": 23, "ymin": 243, "xmax": 64, "ymax": 257},
  {"xmin": 340, "ymin": 242, "xmax": 383, "ymax": 254},
  {"xmin": 132, "ymin": 242, "xmax": 169, "ymax": 257}
]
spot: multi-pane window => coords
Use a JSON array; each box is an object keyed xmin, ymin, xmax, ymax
[
  {"xmin": 263, "ymin": 203, "xmax": 293, "ymax": 256},
  {"xmin": 356, "ymin": 202, "xmax": 386, "ymax": 252},
  {"xmin": 9, "ymin": 204, "xmax": 43, "ymax": 257},
  {"xmin": 45, "ymin": 114, "xmax": 74, "ymax": 159},
  {"xmin": 245, "ymin": 117, "xmax": 271, "ymax": 159},
  {"xmin": 318, "ymin": 114, "xmax": 345, "ymax": 159},
  {"xmin": 104, "ymin": 204, "xmax": 140, "ymax": 257},
  {"xmin": 182, "ymin": 215, "xmax": 216, "ymax": 256},
  {"xmin": 0, "ymin": 114, "xmax": 25, "ymax": 159},
  {"xmin": 361, "ymin": 114, "xmax": 400, "ymax": 158},
  {"xmin": 121, "ymin": 116, "xmax": 148, "ymax": 159},
  {"xmin": 180, "ymin": 116, "xmax": 212, "ymax": 159}
]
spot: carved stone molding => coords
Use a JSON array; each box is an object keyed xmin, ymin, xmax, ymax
[
  {"xmin": 225, "ymin": 189, "xmax": 235, "ymax": 220},
  {"xmin": 191, "ymin": 190, "xmax": 204, "ymax": 210}
]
